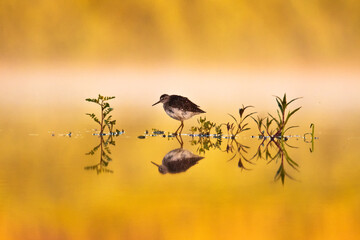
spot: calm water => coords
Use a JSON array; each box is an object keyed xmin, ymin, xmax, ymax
[{"xmin": 1, "ymin": 66, "xmax": 360, "ymax": 239}]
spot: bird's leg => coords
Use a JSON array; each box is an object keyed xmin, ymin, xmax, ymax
[
  {"xmin": 179, "ymin": 121, "xmax": 184, "ymax": 135},
  {"xmin": 176, "ymin": 134, "xmax": 184, "ymax": 148},
  {"xmin": 175, "ymin": 121, "xmax": 183, "ymax": 135}
]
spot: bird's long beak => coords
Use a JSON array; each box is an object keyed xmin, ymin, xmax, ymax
[
  {"xmin": 152, "ymin": 100, "xmax": 161, "ymax": 106},
  {"xmin": 151, "ymin": 161, "xmax": 160, "ymax": 167}
]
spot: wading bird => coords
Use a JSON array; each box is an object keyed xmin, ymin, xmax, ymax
[{"xmin": 152, "ymin": 94, "xmax": 205, "ymax": 135}]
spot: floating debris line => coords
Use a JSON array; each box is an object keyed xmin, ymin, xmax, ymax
[
  {"xmin": 92, "ymin": 129, "xmax": 125, "ymax": 136},
  {"xmin": 138, "ymin": 129, "xmax": 175, "ymax": 139}
]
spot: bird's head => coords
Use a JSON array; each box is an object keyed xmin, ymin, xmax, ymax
[
  {"xmin": 152, "ymin": 94, "xmax": 170, "ymax": 106},
  {"xmin": 151, "ymin": 161, "xmax": 168, "ymax": 174}
]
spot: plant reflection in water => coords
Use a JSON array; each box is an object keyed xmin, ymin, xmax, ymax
[
  {"xmin": 224, "ymin": 139, "xmax": 254, "ymax": 171},
  {"xmin": 85, "ymin": 134, "xmax": 116, "ymax": 174},
  {"xmin": 143, "ymin": 126, "xmax": 315, "ymax": 183},
  {"xmin": 253, "ymin": 138, "xmax": 299, "ymax": 184},
  {"xmin": 191, "ymin": 134, "xmax": 315, "ymax": 184}
]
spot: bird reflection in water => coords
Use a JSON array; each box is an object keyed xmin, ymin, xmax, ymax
[{"xmin": 151, "ymin": 135, "xmax": 204, "ymax": 174}]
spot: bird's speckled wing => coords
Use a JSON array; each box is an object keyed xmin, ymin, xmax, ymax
[
  {"xmin": 165, "ymin": 157, "xmax": 204, "ymax": 174},
  {"xmin": 168, "ymin": 95, "xmax": 206, "ymax": 113}
]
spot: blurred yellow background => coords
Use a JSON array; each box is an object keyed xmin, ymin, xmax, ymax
[
  {"xmin": 1, "ymin": 0, "xmax": 360, "ymax": 65},
  {"xmin": 1, "ymin": 1, "xmax": 360, "ymax": 240}
]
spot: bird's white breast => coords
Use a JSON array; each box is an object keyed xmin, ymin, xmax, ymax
[{"xmin": 164, "ymin": 106, "xmax": 197, "ymax": 121}]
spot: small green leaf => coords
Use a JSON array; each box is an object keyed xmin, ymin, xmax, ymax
[
  {"xmin": 283, "ymin": 93, "xmax": 287, "ymax": 105},
  {"xmin": 243, "ymin": 111, "xmax": 257, "ymax": 121},
  {"xmin": 93, "ymin": 117, "xmax": 100, "ymax": 124},
  {"xmin": 239, "ymin": 105, "xmax": 254, "ymax": 118},
  {"xmin": 251, "ymin": 116, "xmax": 259, "ymax": 125},
  {"xmin": 276, "ymin": 98, "xmax": 284, "ymax": 114},
  {"xmin": 285, "ymin": 107, "xmax": 301, "ymax": 125},
  {"xmin": 102, "ymin": 161, "xmax": 109, "ymax": 167},
  {"xmin": 85, "ymin": 98, "xmax": 99, "ymax": 104},
  {"xmin": 104, "ymin": 96, "xmax": 115, "ymax": 101},
  {"xmin": 287, "ymin": 97, "xmax": 302, "ymax": 106},
  {"xmin": 228, "ymin": 113, "xmax": 238, "ymax": 124},
  {"xmin": 283, "ymin": 125, "xmax": 299, "ymax": 134},
  {"xmin": 86, "ymin": 113, "xmax": 96, "ymax": 118},
  {"xmin": 103, "ymin": 102, "xmax": 110, "ymax": 109},
  {"xmin": 268, "ymin": 114, "xmax": 278, "ymax": 125}
]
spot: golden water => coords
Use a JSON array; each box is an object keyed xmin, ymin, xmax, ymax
[{"xmin": 1, "ymin": 66, "xmax": 359, "ymax": 239}]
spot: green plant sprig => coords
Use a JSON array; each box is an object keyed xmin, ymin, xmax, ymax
[
  {"xmin": 227, "ymin": 105, "xmax": 256, "ymax": 137},
  {"xmin": 269, "ymin": 94, "xmax": 302, "ymax": 137},
  {"xmin": 251, "ymin": 116, "xmax": 266, "ymax": 137},
  {"xmin": 190, "ymin": 117, "xmax": 223, "ymax": 136},
  {"xmin": 86, "ymin": 94, "xmax": 119, "ymax": 135}
]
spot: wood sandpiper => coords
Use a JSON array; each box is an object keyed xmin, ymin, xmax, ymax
[{"xmin": 152, "ymin": 94, "xmax": 206, "ymax": 135}]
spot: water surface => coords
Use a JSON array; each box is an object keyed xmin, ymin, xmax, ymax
[{"xmin": 0, "ymin": 66, "xmax": 359, "ymax": 239}]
